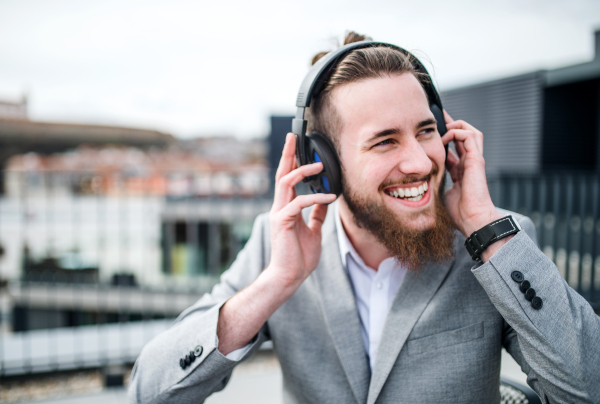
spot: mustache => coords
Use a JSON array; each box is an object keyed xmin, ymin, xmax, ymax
[{"xmin": 378, "ymin": 165, "xmax": 439, "ymax": 192}]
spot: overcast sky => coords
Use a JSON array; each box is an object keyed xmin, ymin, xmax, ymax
[{"xmin": 1, "ymin": 0, "xmax": 599, "ymax": 139}]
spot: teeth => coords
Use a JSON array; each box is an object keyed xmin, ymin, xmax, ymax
[{"xmin": 387, "ymin": 182, "xmax": 428, "ymax": 201}]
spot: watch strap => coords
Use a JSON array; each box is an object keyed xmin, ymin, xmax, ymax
[{"xmin": 465, "ymin": 215, "xmax": 521, "ymax": 261}]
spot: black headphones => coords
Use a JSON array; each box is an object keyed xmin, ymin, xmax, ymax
[{"xmin": 291, "ymin": 41, "xmax": 447, "ymax": 197}]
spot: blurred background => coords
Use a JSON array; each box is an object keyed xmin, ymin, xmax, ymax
[{"xmin": 0, "ymin": 0, "xmax": 599, "ymax": 402}]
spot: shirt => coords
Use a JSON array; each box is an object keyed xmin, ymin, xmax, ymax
[{"xmin": 334, "ymin": 203, "xmax": 407, "ymax": 371}]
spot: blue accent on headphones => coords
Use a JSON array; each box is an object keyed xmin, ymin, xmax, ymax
[{"xmin": 322, "ymin": 176, "xmax": 330, "ymax": 192}]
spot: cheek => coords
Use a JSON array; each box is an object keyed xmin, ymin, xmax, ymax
[
  {"xmin": 341, "ymin": 153, "xmax": 386, "ymax": 190},
  {"xmin": 424, "ymin": 139, "xmax": 446, "ymax": 171}
]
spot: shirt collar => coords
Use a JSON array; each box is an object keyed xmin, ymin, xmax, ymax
[{"xmin": 335, "ymin": 201, "xmax": 371, "ymax": 271}]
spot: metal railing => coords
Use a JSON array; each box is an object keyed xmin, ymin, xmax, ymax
[{"xmin": 489, "ymin": 172, "xmax": 600, "ymax": 308}]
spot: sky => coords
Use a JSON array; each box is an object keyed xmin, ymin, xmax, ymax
[{"xmin": 0, "ymin": 0, "xmax": 599, "ymax": 139}]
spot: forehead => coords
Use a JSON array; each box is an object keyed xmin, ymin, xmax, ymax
[{"xmin": 331, "ymin": 73, "xmax": 432, "ymax": 141}]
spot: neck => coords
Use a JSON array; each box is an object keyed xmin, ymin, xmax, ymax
[{"xmin": 338, "ymin": 197, "xmax": 392, "ymax": 270}]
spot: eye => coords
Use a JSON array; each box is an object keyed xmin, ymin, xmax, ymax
[
  {"xmin": 374, "ymin": 138, "xmax": 393, "ymax": 147},
  {"xmin": 418, "ymin": 127, "xmax": 436, "ymax": 138}
]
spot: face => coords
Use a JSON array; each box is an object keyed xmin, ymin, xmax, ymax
[{"xmin": 332, "ymin": 73, "xmax": 455, "ymax": 269}]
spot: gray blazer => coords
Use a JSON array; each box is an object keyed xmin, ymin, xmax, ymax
[{"xmin": 129, "ymin": 206, "xmax": 600, "ymax": 404}]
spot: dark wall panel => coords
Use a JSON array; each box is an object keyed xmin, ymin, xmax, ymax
[
  {"xmin": 542, "ymin": 79, "xmax": 599, "ymax": 171},
  {"xmin": 441, "ymin": 72, "xmax": 544, "ymax": 175}
]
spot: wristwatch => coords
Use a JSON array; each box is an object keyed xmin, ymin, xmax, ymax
[{"xmin": 464, "ymin": 216, "xmax": 521, "ymax": 261}]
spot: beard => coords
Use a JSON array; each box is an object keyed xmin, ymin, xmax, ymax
[{"xmin": 342, "ymin": 167, "xmax": 456, "ymax": 271}]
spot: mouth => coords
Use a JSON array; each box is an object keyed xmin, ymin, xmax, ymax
[{"xmin": 384, "ymin": 181, "xmax": 429, "ymax": 202}]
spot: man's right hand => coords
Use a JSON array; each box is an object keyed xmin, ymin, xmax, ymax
[
  {"xmin": 266, "ymin": 133, "xmax": 337, "ymax": 291},
  {"xmin": 216, "ymin": 133, "xmax": 335, "ymax": 355}
]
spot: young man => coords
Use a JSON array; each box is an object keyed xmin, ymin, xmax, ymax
[{"xmin": 129, "ymin": 34, "xmax": 600, "ymax": 404}]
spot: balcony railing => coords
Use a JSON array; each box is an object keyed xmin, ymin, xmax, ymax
[{"xmin": 489, "ymin": 172, "xmax": 600, "ymax": 308}]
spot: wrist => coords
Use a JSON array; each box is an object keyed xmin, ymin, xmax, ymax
[
  {"xmin": 259, "ymin": 265, "xmax": 303, "ymax": 301},
  {"xmin": 461, "ymin": 209, "xmax": 503, "ymax": 238},
  {"xmin": 464, "ymin": 215, "xmax": 521, "ymax": 262}
]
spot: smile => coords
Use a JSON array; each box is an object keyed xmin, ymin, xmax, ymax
[{"xmin": 384, "ymin": 181, "xmax": 428, "ymax": 202}]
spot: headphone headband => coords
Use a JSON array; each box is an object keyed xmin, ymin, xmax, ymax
[{"xmin": 295, "ymin": 41, "xmax": 440, "ymax": 109}]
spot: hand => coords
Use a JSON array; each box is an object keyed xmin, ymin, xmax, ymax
[
  {"xmin": 266, "ymin": 133, "xmax": 337, "ymax": 291},
  {"xmin": 441, "ymin": 111, "xmax": 502, "ymax": 238}
]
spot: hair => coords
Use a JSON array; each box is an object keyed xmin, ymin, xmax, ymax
[{"xmin": 306, "ymin": 31, "xmax": 430, "ymax": 151}]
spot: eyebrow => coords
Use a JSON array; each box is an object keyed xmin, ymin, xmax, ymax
[{"xmin": 363, "ymin": 118, "xmax": 438, "ymax": 145}]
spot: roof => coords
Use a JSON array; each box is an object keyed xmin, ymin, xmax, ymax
[{"xmin": 0, "ymin": 118, "xmax": 174, "ymax": 147}]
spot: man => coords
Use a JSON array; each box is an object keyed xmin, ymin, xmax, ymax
[{"xmin": 129, "ymin": 33, "xmax": 600, "ymax": 404}]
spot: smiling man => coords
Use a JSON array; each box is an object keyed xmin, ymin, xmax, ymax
[{"xmin": 129, "ymin": 33, "xmax": 600, "ymax": 404}]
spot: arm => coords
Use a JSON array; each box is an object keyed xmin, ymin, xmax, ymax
[
  {"xmin": 442, "ymin": 112, "xmax": 600, "ymax": 404},
  {"xmin": 128, "ymin": 134, "xmax": 336, "ymax": 403}
]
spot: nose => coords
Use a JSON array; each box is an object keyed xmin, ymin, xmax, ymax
[{"xmin": 396, "ymin": 137, "xmax": 432, "ymax": 176}]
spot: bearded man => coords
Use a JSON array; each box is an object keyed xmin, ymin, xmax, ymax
[{"xmin": 129, "ymin": 33, "xmax": 600, "ymax": 404}]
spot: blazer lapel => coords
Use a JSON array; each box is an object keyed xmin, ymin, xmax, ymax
[
  {"xmin": 366, "ymin": 241, "xmax": 458, "ymax": 404},
  {"xmin": 313, "ymin": 212, "xmax": 370, "ymax": 404}
]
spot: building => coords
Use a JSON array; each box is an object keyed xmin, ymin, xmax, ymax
[
  {"xmin": 441, "ymin": 30, "xmax": 600, "ymax": 307},
  {"xmin": 441, "ymin": 30, "xmax": 600, "ymax": 176}
]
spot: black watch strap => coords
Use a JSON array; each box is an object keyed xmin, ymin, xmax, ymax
[{"xmin": 464, "ymin": 215, "xmax": 522, "ymax": 261}]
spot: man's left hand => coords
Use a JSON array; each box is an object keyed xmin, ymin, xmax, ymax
[{"xmin": 441, "ymin": 111, "xmax": 506, "ymax": 253}]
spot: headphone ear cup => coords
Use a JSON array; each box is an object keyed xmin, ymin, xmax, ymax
[
  {"xmin": 305, "ymin": 132, "xmax": 342, "ymax": 196},
  {"xmin": 430, "ymin": 104, "xmax": 448, "ymax": 158}
]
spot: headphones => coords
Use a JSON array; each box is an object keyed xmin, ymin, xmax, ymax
[{"xmin": 291, "ymin": 41, "xmax": 448, "ymax": 197}]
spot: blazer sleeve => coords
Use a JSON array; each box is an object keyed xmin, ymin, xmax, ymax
[
  {"xmin": 471, "ymin": 214, "xmax": 600, "ymax": 404},
  {"xmin": 128, "ymin": 213, "xmax": 272, "ymax": 404}
]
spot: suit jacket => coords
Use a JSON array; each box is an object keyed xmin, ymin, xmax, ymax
[{"xmin": 128, "ymin": 205, "xmax": 600, "ymax": 404}]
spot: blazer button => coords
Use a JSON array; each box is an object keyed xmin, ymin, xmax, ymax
[
  {"xmin": 531, "ymin": 296, "xmax": 543, "ymax": 310},
  {"xmin": 511, "ymin": 271, "xmax": 524, "ymax": 283},
  {"xmin": 189, "ymin": 351, "xmax": 196, "ymax": 362},
  {"xmin": 180, "ymin": 358, "xmax": 186, "ymax": 369},
  {"xmin": 525, "ymin": 288, "xmax": 536, "ymax": 301},
  {"xmin": 519, "ymin": 280, "xmax": 531, "ymax": 293},
  {"xmin": 194, "ymin": 345, "xmax": 203, "ymax": 357}
]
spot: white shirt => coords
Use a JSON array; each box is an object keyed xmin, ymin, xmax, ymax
[
  {"xmin": 224, "ymin": 204, "xmax": 408, "ymax": 368},
  {"xmin": 334, "ymin": 203, "xmax": 407, "ymax": 371}
]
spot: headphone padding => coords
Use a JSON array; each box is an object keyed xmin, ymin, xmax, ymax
[{"xmin": 305, "ymin": 132, "xmax": 342, "ymax": 196}]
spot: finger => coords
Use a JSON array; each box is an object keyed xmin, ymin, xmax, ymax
[
  {"xmin": 273, "ymin": 162, "xmax": 324, "ymax": 211},
  {"xmin": 445, "ymin": 120, "xmax": 483, "ymax": 151},
  {"xmin": 443, "ymin": 109, "xmax": 454, "ymax": 125},
  {"xmin": 275, "ymin": 133, "xmax": 297, "ymax": 183},
  {"xmin": 278, "ymin": 193, "xmax": 337, "ymax": 225},
  {"xmin": 307, "ymin": 203, "xmax": 330, "ymax": 236},
  {"xmin": 442, "ymin": 130, "xmax": 465, "ymax": 158},
  {"xmin": 442, "ymin": 129, "xmax": 481, "ymax": 156},
  {"xmin": 445, "ymin": 149, "xmax": 460, "ymax": 183}
]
